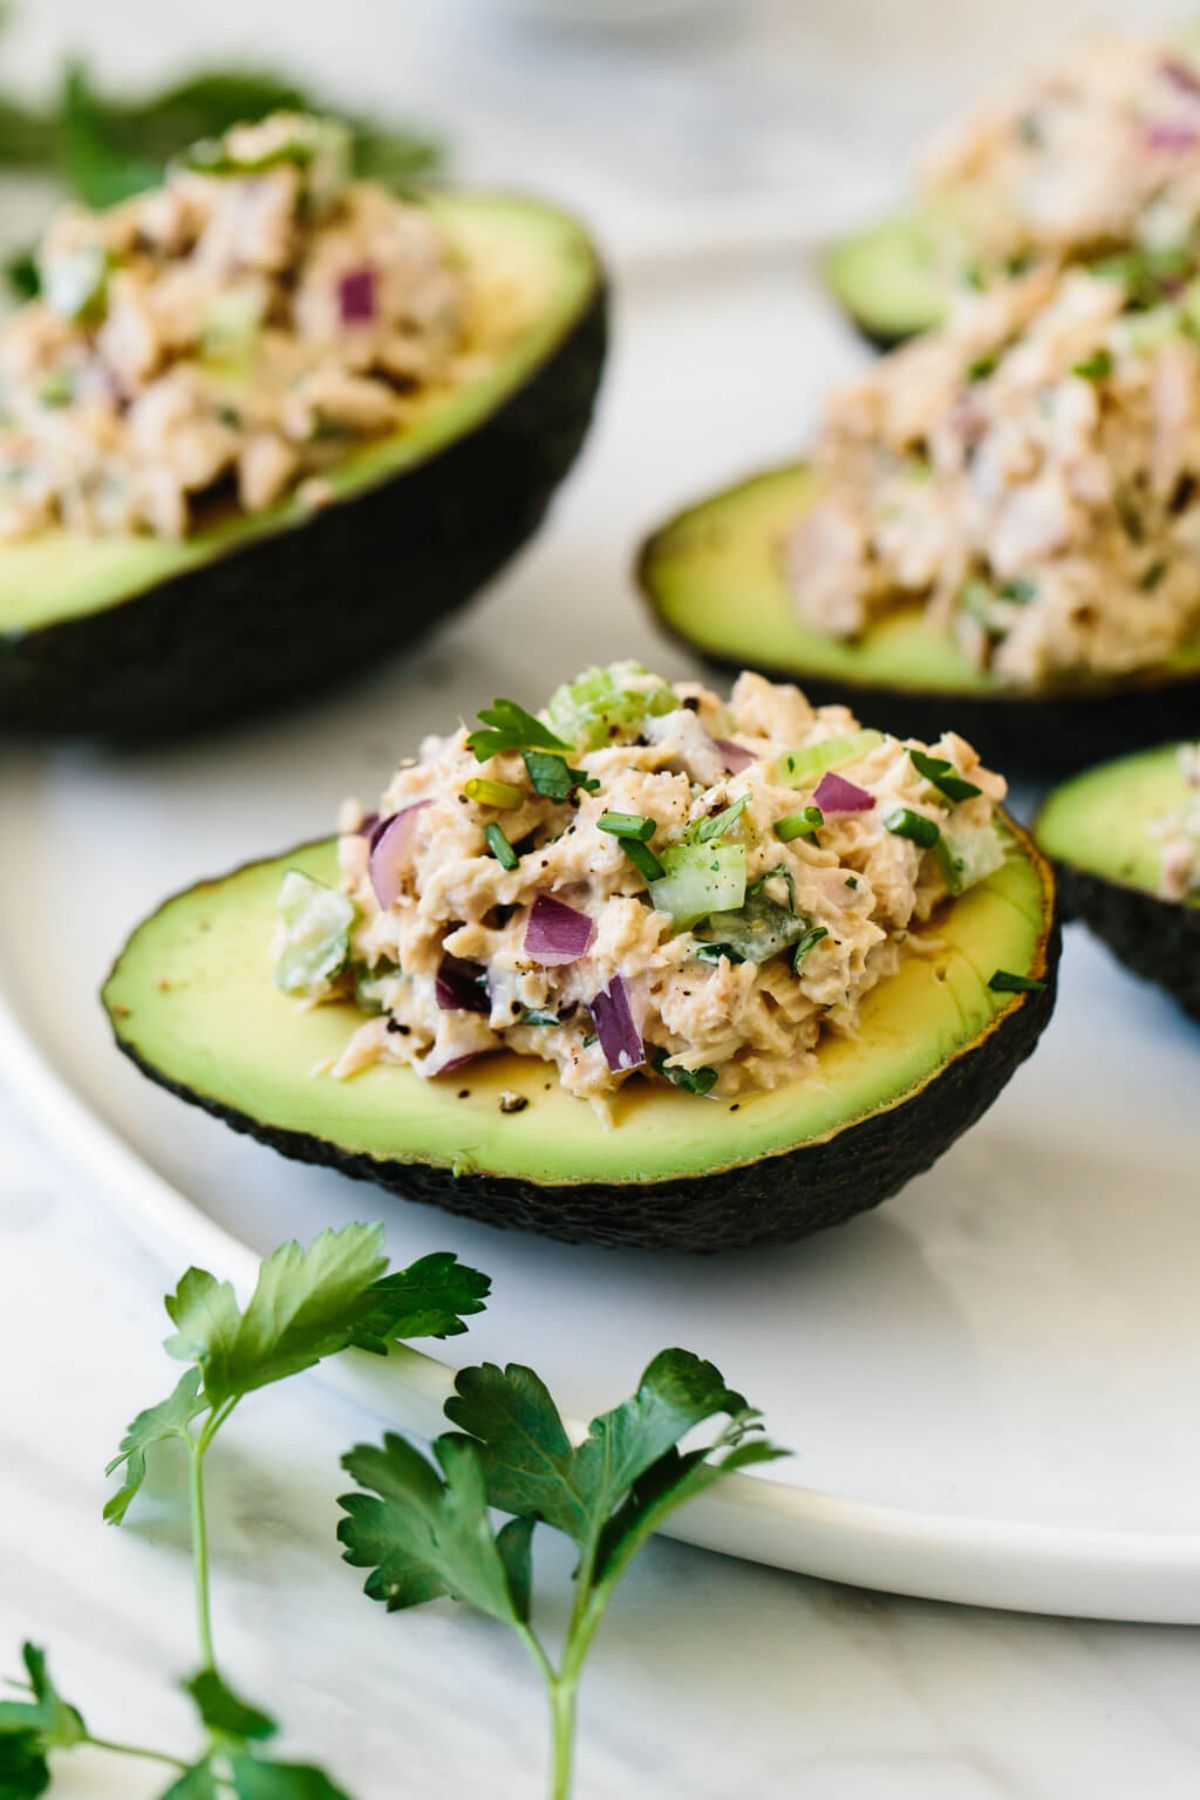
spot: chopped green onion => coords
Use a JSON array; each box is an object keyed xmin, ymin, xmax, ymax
[
  {"xmin": 693, "ymin": 941, "xmax": 746, "ymax": 965},
  {"xmin": 650, "ymin": 1049, "xmax": 718, "ymax": 1095},
  {"xmin": 597, "ymin": 811, "xmax": 656, "ymax": 841},
  {"xmin": 582, "ymin": 1032, "xmax": 598, "ymax": 1047},
  {"xmin": 621, "ymin": 838, "xmax": 666, "ymax": 884},
  {"xmin": 884, "ymin": 807, "xmax": 941, "ymax": 849},
  {"xmin": 774, "ymin": 730, "xmax": 883, "ymax": 790},
  {"xmin": 909, "ymin": 749, "xmax": 982, "ymax": 805},
  {"xmin": 988, "ymin": 969, "xmax": 1046, "ymax": 993},
  {"xmin": 967, "ymin": 353, "xmax": 997, "ymax": 382},
  {"xmin": 791, "ymin": 925, "xmax": 828, "ymax": 971},
  {"xmin": 774, "ymin": 806, "xmax": 824, "ymax": 844},
  {"xmin": 483, "ymin": 823, "xmax": 519, "ymax": 870},
  {"xmin": 1139, "ymin": 559, "xmax": 1168, "ymax": 591},
  {"xmin": 1072, "ymin": 347, "xmax": 1113, "ymax": 380},
  {"xmin": 845, "ymin": 875, "xmax": 859, "ymax": 890},
  {"xmin": 465, "ymin": 776, "xmax": 523, "ymax": 810},
  {"xmin": 519, "ymin": 1010, "xmax": 560, "ymax": 1027},
  {"xmin": 999, "ymin": 577, "xmax": 1037, "ymax": 604},
  {"xmin": 522, "ymin": 749, "xmax": 600, "ymax": 801}
]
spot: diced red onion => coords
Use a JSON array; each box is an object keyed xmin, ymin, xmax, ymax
[
  {"xmin": 338, "ymin": 266, "xmax": 377, "ymax": 324},
  {"xmin": 714, "ymin": 737, "xmax": 754, "ymax": 774},
  {"xmin": 423, "ymin": 1047, "xmax": 484, "ymax": 1078},
  {"xmin": 1161, "ymin": 56, "xmax": 1200, "ymax": 98},
  {"xmin": 589, "ymin": 976, "xmax": 644, "ymax": 1073},
  {"xmin": 524, "ymin": 894, "xmax": 595, "ymax": 966},
  {"xmin": 813, "ymin": 771, "xmax": 875, "ymax": 814},
  {"xmin": 435, "ymin": 954, "xmax": 490, "ymax": 1015},
  {"xmin": 369, "ymin": 802, "xmax": 431, "ymax": 907},
  {"xmin": 1145, "ymin": 118, "xmax": 1198, "ymax": 151}
]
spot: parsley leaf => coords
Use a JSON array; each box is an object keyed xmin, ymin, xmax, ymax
[
  {"xmin": 649, "ymin": 1049, "xmax": 719, "ymax": 1095},
  {"xmin": 522, "ymin": 749, "xmax": 600, "ymax": 801},
  {"xmin": 103, "ymin": 1367, "xmax": 205, "ymax": 1524},
  {"xmin": 159, "ymin": 1767, "xmax": 221, "ymax": 1800},
  {"xmin": 184, "ymin": 1670, "xmax": 276, "ymax": 1742},
  {"xmin": 0, "ymin": 1734, "xmax": 51, "ymax": 1797},
  {"xmin": 341, "ymin": 1349, "xmax": 784, "ymax": 1795},
  {"xmin": 466, "ymin": 698, "xmax": 568, "ymax": 762},
  {"xmin": 227, "ymin": 1758, "xmax": 354, "ymax": 1799}
]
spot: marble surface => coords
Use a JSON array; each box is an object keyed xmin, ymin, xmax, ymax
[{"xmin": 4, "ymin": 0, "xmax": 1200, "ymax": 1793}]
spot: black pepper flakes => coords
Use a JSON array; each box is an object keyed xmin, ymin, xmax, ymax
[{"xmin": 457, "ymin": 1088, "xmax": 471, "ymax": 1099}]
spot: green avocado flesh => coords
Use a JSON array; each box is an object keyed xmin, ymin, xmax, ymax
[
  {"xmin": 102, "ymin": 831, "xmax": 1052, "ymax": 1197},
  {"xmin": 825, "ymin": 207, "xmax": 963, "ymax": 346},
  {"xmin": 1036, "ymin": 744, "xmax": 1193, "ymax": 899},
  {"xmin": 0, "ymin": 193, "xmax": 597, "ymax": 636}
]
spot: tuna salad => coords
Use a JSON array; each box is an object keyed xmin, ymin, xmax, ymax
[
  {"xmin": 787, "ymin": 262, "xmax": 1200, "ymax": 685},
  {"xmin": 1155, "ymin": 742, "xmax": 1200, "ymax": 901},
  {"xmin": 0, "ymin": 112, "xmax": 470, "ymax": 540},
  {"xmin": 919, "ymin": 34, "xmax": 1200, "ymax": 279},
  {"xmin": 273, "ymin": 663, "xmax": 1009, "ymax": 1119}
]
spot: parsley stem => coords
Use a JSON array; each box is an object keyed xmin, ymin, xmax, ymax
[
  {"xmin": 190, "ymin": 1400, "xmax": 238, "ymax": 1672},
  {"xmin": 547, "ymin": 1675, "xmax": 579, "ymax": 1800},
  {"xmin": 80, "ymin": 1733, "xmax": 190, "ymax": 1772}
]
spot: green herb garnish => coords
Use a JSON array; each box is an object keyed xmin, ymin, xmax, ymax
[
  {"xmin": 1072, "ymin": 347, "xmax": 1113, "ymax": 380},
  {"xmin": 689, "ymin": 794, "xmax": 750, "ymax": 843},
  {"xmin": 340, "ymin": 1352, "xmax": 783, "ymax": 1800},
  {"xmin": 466, "ymin": 776, "xmax": 523, "ymax": 811},
  {"xmin": 620, "ymin": 838, "xmax": 667, "ymax": 883},
  {"xmin": 522, "ymin": 749, "xmax": 600, "ymax": 802},
  {"xmin": 967, "ymin": 353, "xmax": 998, "ymax": 382},
  {"xmin": 483, "ymin": 823, "xmax": 519, "ymax": 870},
  {"xmin": 908, "ymin": 749, "xmax": 982, "ymax": 805},
  {"xmin": 5, "ymin": 1228, "xmax": 488, "ymax": 1797},
  {"xmin": 884, "ymin": 807, "xmax": 941, "ymax": 849},
  {"xmin": 774, "ymin": 806, "xmax": 824, "ymax": 844},
  {"xmin": 987, "ymin": 969, "xmax": 1046, "ymax": 993},
  {"xmin": 467, "ymin": 698, "xmax": 568, "ymax": 762},
  {"xmin": 519, "ymin": 1010, "xmax": 560, "ymax": 1027},
  {"xmin": 37, "ymin": 369, "xmax": 74, "ymax": 408},
  {"xmin": 998, "ymin": 577, "xmax": 1037, "ymax": 604},
  {"xmin": 649, "ymin": 1048, "xmax": 719, "ymax": 1094},
  {"xmin": 597, "ymin": 811, "xmax": 656, "ymax": 841},
  {"xmin": 791, "ymin": 925, "xmax": 829, "ymax": 971},
  {"xmin": 1139, "ymin": 559, "xmax": 1168, "ymax": 591},
  {"xmin": 693, "ymin": 941, "xmax": 746, "ymax": 964}
]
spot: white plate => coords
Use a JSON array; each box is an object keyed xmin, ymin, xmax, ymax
[{"xmin": 3, "ymin": 242, "xmax": 1200, "ymax": 1624}]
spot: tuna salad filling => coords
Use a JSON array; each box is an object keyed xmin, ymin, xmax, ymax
[
  {"xmin": 1155, "ymin": 743, "xmax": 1200, "ymax": 901},
  {"xmin": 273, "ymin": 663, "xmax": 1009, "ymax": 1120},
  {"xmin": 0, "ymin": 112, "xmax": 471, "ymax": 540},
  {"xmin": 787, "ymin": 262, "xmax": 1200, "ymax": 685},
  {"xmin": 919, "ymin": 34, "xmax": 1200, "ymax": 282}
]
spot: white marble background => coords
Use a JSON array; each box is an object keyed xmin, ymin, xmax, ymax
[{"xmin": 4, "ymin": 1, "xmax": 1200, "ymax": 1794}]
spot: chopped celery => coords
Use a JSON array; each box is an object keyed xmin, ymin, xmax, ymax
[
  {"xmin": 933, "ymin": 824, "xmax": 1006, "ymax": 896},
  {"xmin": 544, "ymin": 660, "xmax": 676, "ymax": 751},
  {"xmin": 202, "ymin": 286, "xmax": 265, "ymax": 367},
  {"xmin": 650, "ymin": 842, "xmax": 746, "ymax": 928},
  {"xmin": 274, "ymin": 871, "xmax": 355, "ymax": 996},
  {"xmin": 774, "ymin": 730, "xmax": 883, "ymax": 789}
]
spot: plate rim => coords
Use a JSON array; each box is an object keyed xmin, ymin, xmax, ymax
[{"xmin": 4, "ymin": 934, "xmax": 1200, "ymax": 1624}]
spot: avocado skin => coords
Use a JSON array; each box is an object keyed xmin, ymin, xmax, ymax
[
  {"xmin": 0, "ymin": 284, "xmax": 607, "ymax": 740},
  {"xmin": 108, "ymin": 918, "xmax": 1060, "ymax": 1253},
  {"xmin": 1055, "ymin": 866, "xmax": 1200, "ymax": 1023}
]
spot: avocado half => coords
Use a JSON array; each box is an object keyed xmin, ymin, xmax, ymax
[
  {"xmin": 637, "ymin": 464, "xmax": 1200, "ymax": 779},
  {"xmin": 101, "ymin": 827, "xmax": 1059, "ymax": 1254},
  {"xmin": 0, "ymin": 192, "xmax": 606, "ymax": 739},
  {"xmin": 1036, "ymin": 744, "xmax": 1200, "ymax": 1022},
  {"xmin": 826, "ymin": 206, "xmax": 964, "ymax": 348}
]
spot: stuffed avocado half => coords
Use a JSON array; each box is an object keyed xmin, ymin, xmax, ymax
[
  {"xmin": 639, "ymin": 466, "xmax": 1200, "ymax": 778},
  {"xmin": 102, "ymin": 663, "xmax": 1058, "ymax": 1252},
  {"xmin": 0, "ymin": 117, "xmax": 606, "ymax": 737},
  {"xmin": 1036, "ymin": 742, "xmax": 1200, "ymax": 1022}
]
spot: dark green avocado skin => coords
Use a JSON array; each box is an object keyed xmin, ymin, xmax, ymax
[
  {"xmin": 684, "ymin": 652, "xmax": 1200, "ymax": 783},
  {"xmin": 110, "ymin": 920, "xmax": 1060, "ymax": 1253},
  {"xmin": 0, "ymin": 285, "xmax": 607, "ymax": 740},
  {"xmin": 1056, "ymin": 867, "xmax": 1200, "ymax": 1023}
]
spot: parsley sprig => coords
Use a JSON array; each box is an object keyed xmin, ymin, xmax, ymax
[
  {"xmin": 467, "ymin": 699, "xmax": 600, "ymax": 801},
  {"xmin": 4, "ymin": 1225, "xmax": 488, "ymax": 1798},
  {"xmin": 339, "ymin": 1351, "xmax": 785, "ymax": 1800}
]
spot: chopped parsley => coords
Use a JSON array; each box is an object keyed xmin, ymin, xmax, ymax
[
  {"xmin": 1071, "ymin": 347, "xmax": 1113, "ymax": 381},
  {"xmin": 1139, "ymin": 559, "xmax": 1168, "ymax": 591},
  {"xmin": 522, "ymin": 749, "xmax": 599, "ymax": 801},
  {"xmin": 519, "ymin": 1010, "xmax": 560, "ymax": 1027},
  {"xmin": 693, "ymin": 941, "xmax": 746, "ymax": 965},
  {"xmin": 483, "ymin": 823, "xmax": 519, "ymax": 870},
  {"xmin": 791, "ymin": 925, "xmax": 828, "ymax": 971},
  {"xmin": 650, "ymin": 1048, "xmax": 719, "ymax": 1095},
  {"xmin": 467, "ymin": 697, "xmax": 568, "ymax": 762},
  {"xmin": 967, "ymin": 353, "xmax": 998, "ymax": 382},
  {"xmin": 999, "ymin": 577, "xmax": 1037, "ymax": 604}
]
